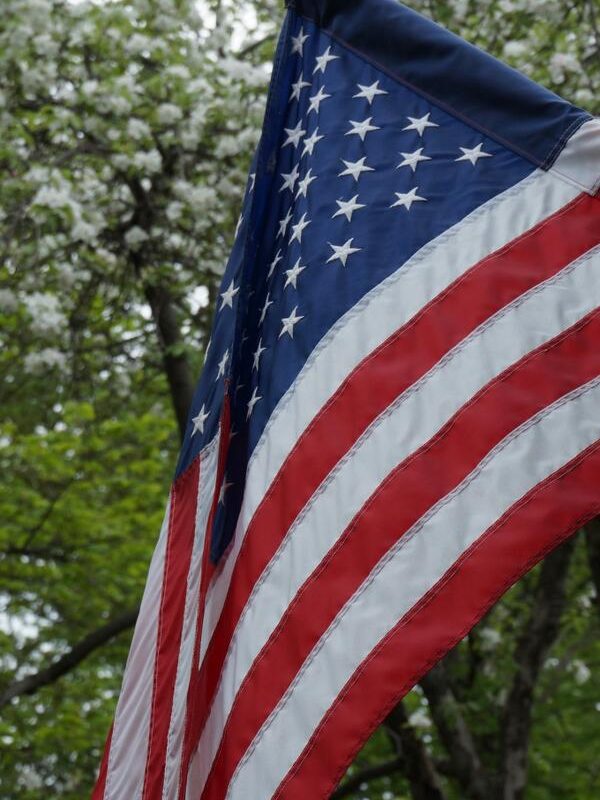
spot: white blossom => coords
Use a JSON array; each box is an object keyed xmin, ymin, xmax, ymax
[
  {"xmin": 133, "ymin": 149, "xmax": 162, "ymax": 174},
  {"xmin": 24, "ymin": 348, "xmax": 67, "ymax": 374},
  {"xmin": 166, "ymin": 201, "xmax": 184, "ymax": 222},
  {"xmin": 166, "ymin": 64, "xmax": 191, "ymax": 80},
  {"xmin": 0, "ymin": 289, "xmax": 18, "ymax": 312},
  {"xmin": 157, "ymin": 103, "xmax": 183, "ymax": 125},
  {"xmin": 124, "ymin": 226, "xmax": 149, "ymax": 249},
  {"xmin": 549, "ymin": 52, "xmax": 580, "ymax": 84},
  {"xmin": 126, "ymin": 33, "xmax": 152, "ymax": 54},
  {"xmin": 571, "ymin": 660, "xmax": 591, "ymax": 685},
  {"xmin": 127, "ymin": 118, "xmax": 152, "ymax": 140},
  {"xmin": 503, "ymin": 40, "xmax": 529, "ymax": 59},
  {"xmin": 408, "ymin": 707, "xmax": 431, "ymax": 728},
  {"xmin": 173, "ymin": 180, "xmax": 216, "ymax": 211},
  {"xmin": 71, "ymin": 218, "xmax": 100, "ymax": 243},
  {"xmin": 480, "ymin": 627, "xmax": 502, "ymax": 649},
  {"xmin": 80, "ymin": 79, "xmax": 99, "ymax": 97},
  {"xmin": 24, "ymin": 292, "xmax": 66, "ymax": 335},
  {"xmin": 32, "ymin": 185, "xmax": 73, "ymax": 211}
]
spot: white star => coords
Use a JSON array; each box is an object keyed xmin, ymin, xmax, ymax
[
  {"xmin": 396, "ymin": 147, "xmax": 431, "ymax": 172},
  {"xmin": 353, "ymin": 80, "xmax": 388, "ymax": 104},
  {"xmin": 268, "ymin": 249, "xmax": 283, "ymax": 278},
  {"xmin": 259, "ymin": 292, "xmax": 273, "ymax": 324},
  {"xmin": 308, "ymin": 86, "xmax": 331, "ymax": 115},
  {"xmin": 216, "ymin": 349, "xmax": 229, "ymax": 380},
  {"xmin": 283, "ymin": 120, "xmax": 306, "ymax": 149},
  {"xmin": 220, "ymin": 279, "xmax": 239, "ymax": 310},
  {"xmin": 290, "ymin": 72, "xmax": 311, "ymax": 101},
  {"xmin": 455, "ymin": 143, "xmax": 493, "ymax": 165},
  {"xmin": 247, "ymin": 387, "xmax": 262, "ymax": 419},
  {"xmin": 313, "ymin": 46, "xmax": 338, "ymax": 74},
  {"xmin": 234, "ymin": 214, "xmax": 243, "ymax": 237},
  {"xmin": 290, "ymin": 212, "xmax": 310, "ymax": 244},
  {"xmin": 402, "ymin": 112, "xmax": 439, "ymax": 137},
  {"xmin": 218, "ymin": 479, "xmax": 233, "ymax": 504},
  {"xmin": 191, "ymin": 404, "xmax": 209, "ymax": 435},
  {"xmin": 291, "ymin": 28, "xmax": 309, "ymax": 55},
  {"xmin": 284, "ymin": 258, "xmax": 306, "ymax": 289},
  {"xmin": 296, "ymin": 168, "xmax": 317, "ymax": 198},
  {"xmin": 253, "ymin": 338, "xmax": 266, "ymax": 371},
  {"xmin": 278, "ymin": 208, "xmax": 293, "ymax": 237},
  {"xmin": 280, "ymin": 163, "xmax": 300, "ymax": 193},
  {"xmin": 302, "ymin": 127, "xmax": 324, "ymax": 157},
  {"xmin": 390, "ymin": 186, "xmax": 427, "ymax": 210},
  {"xmin": 345, "ymin": 116, "xmax": 380, "ymax": 141},
  {"xmin": 339, "ymin": 156, "xmax": 374, "ymax": 182},
  {"xmin": 333, "ymin": 194, "xmax": 365, "ymax": 222},
  {"xmin": 327, "ymin": 238, "xmax": 361, "ymax": 267},
  {"xmin": 279, "ymin": 305, "xmax": 304, "ymax": 338}
]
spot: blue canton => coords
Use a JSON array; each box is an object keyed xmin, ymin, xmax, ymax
[{"xmin": 176, "ymin": 15, "xmax": 536, "ymax": 562}]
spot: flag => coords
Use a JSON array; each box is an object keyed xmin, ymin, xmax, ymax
[{"xmin": 93, "ymin": 0, "xmax": 600, "ymax": 798}]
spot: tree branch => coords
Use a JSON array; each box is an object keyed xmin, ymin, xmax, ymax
[
  {"xmin": 236, "ymin": 32, "xmax": 276, "ymax": 59},
  {"xmin": 330, "ymin": 756, "xmax": 405, "ymax": 800},
  {"xmin": 384, "ymin": 701, "xmax": 448, "ymax": 800},
  {"xmin": 420, "ymin": 662, "xmax": 489, "ymax": 800},
  {"xmin": 0, "ymin": 607, "xmax": 139, "ymax": 710},
  {"xmin": 144, "ymin": 282, "xmax": 195, "ymax": 441},
  {"xmin": 499, "ymin": 536, "xmax": 576, "ymax": 800},
  {"xmin": 122, "ymin": 175, "xmax": 195, "ymax": 442}
]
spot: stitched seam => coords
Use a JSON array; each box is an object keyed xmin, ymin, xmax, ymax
[
  {"xmin": 203, "ymin": 172, "xmax": 545, "ymax": 609},
  {"xmin": 103, "ymin": 497, "xmax": 171, "ymax": 800},
  {"xmin": 141, "ymin": 485, "xmax": 178, "ymax": 799},
  {"xmin": 242, "ymin": 171, "xmax": 539, "ymax": 484},
  {"xmin": 174, "ymin": 437, "xmax": 218, "ymax": 491},
  {"xmin": 202, "ymin": 214, "xmax": 599, "ymax": 720},
  {"xmin": 225, "ymin": 376, "xmax": 600, "ymax": 796},
  {"xmin": 201, "ymin": 304, "xmax": 600, "ymax": 794},
  {"xmin": 177, "ymin": 442, "xmax": 224, "ymax": 800},
  {"xmin": 543, "ymin": 115, "xmax": 580, "ymax": 167},
  {"xmin": 204, "ymin": 239, "xmax": 600, "ymax": 776},
  {"xmin": 276, "ymin": 444, "xmax": 600, "ymax": 799},
  {"xmin": 210, "ymin": 241, "xmax": 599, "ymax": 716},
  {"xmin": 162, "ymin": 451, "xmax": 215, "ymax": 800}
]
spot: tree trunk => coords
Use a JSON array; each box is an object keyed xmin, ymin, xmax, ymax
[{"xmin": 145, "ymin": 282, "xmax": 195, "ymax": 441}]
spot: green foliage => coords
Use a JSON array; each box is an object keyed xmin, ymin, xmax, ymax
[{"xmin": 0, "ymin": 0, "xmax": 598, "ymax": 798}]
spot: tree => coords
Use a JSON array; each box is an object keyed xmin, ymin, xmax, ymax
[{"xmin": 0, "ymin": 0, "xmax": 598, "ymax": 798}]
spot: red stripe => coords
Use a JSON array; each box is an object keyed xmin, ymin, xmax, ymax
[
  {"xmin": 91, "ymin": 724, "xmax": 113, "ymax": 800},
  {"xmin": 200, "ymin": 308, "xmax": 600, "ymax": 800},
  {"xmin": 178, "ymin": 397, "xmax": 231, "ymax": 800},
  {"xmin": 142, "ymin": 457, "xmax": 200, "ymax": 799},
  {"xmin": 187, "ymin": 192, "xmax": 599, "ymax": 765},
  {"xmin": 273, "ymin": 439, "xmax": 600, "ymax": 799}
]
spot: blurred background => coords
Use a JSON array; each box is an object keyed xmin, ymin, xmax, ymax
[{"xmin": 0, "ymin": 1, "xmax": 598, "ymax": 798}]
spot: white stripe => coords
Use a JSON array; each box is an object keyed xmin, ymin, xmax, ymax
[
  {"xmin": 162, "ymin": 438, "xmax": 220, "ymax": 800},
  {"xmin": 187, "ymin": 245, "xmax": 600, "ymax": 795},
  {"xmin": 200, "ymin": 162, "xmax": 581, "ymax": 663},
  {"xmin": 226, "ymin": 375, "xmax": 600, "ymax": 800},
  {"xmin": 549, "ymin": 118, "xmax": 600, "ymax": 195},
  {"xmin": 104, "ymin": 501, "xmax": 171, "ymax": 800}
]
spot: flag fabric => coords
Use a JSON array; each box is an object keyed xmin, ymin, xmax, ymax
[{"xmin": 93, "ymin": 0, "xmax": 600, "ymax": 798}]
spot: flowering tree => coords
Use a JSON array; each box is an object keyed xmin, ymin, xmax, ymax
[{"xmin": 0, "ymin": 0, "xmax": 598, "ymax": 798}]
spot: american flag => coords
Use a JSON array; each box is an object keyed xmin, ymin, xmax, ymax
[{"xmin": 93, "ymin": 0, "xmax": 600, "ymax": 798}]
